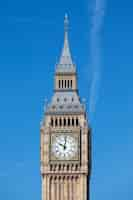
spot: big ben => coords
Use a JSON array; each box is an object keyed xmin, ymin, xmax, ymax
[{"xmin": 40, "ymin": 14, "xmax": 91, "ymax": 200}]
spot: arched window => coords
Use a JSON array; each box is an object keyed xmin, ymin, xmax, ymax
[
  {"xmin": 62, "ymin": 80, "xmax": 64, "ymax": 88},
  {"xmin": 71, "ymin": 80, "xmax": 72, "ymax": 88},
  {"xmin": 68, "ymin": 118, "xmax": 70, "ymax": 126},
  {"xmin": 76, "ymin": 118, "xmax": 79, "ymax": 126},
  {"xmin": 59, "ymin": 80, "xmax": 61, "ymax": 88},
  {"xmin": 65, "ymin": 80, "xmax": 67, "ymax": 88},
  {"xmin": 64, "ymin": 118, "xmax": 66, "ymax": 126},
  {"xmin": 75, "ymin": 164, "xmax": 78, "ymax": 171},
  {"xmin": 72, "ymin": 118, "xmax": 74, "ymax": 126},
  {"xmin": 59, "ymin": 165, "xmax": 61, "ymax": 171},
  {"xmin": 55, "ymin": 118, "xmax": 58, "ymax": 126},
  {"xmin": 68, "ymin": 80, "xmax": 69, "ymax": 88},
  {"xmin": 51, "ymin": 118, "xmax": 53, "ymax": 126}
]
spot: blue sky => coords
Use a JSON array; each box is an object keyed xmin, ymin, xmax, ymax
[{"xmin": 0, "ymin": 0, "xmax": 133, "ymax": 199}]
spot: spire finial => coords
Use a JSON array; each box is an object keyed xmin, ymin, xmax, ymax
[
  {"xmin": 64, "ymin": 13, "xmax": 69, "ymax": 33},
  {"xmin": 56, "ymin": 14, "xmax": 76, "ymax": 72}
]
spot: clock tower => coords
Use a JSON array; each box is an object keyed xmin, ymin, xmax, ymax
[{"xmin": 40, "ymin": 14, "xmax": 91, "ymax": 200}]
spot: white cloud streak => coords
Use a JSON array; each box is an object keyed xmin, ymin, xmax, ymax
[{"xmin": 89, "ymin": 0, "xmax": 106, "ymax": 118}]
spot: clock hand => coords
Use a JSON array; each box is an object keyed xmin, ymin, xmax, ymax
[
  {"xmin": 64, "ymin": 136, "xmax": 67, "ymax": 150},
  {"xmin": 64, "ymin": 136, "xmax": 67, "ymax": 145},
  {"xmin": 58, "ymin": 143, "xmax": 65, "ymax": 148}
]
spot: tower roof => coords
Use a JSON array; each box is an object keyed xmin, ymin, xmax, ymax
[{"xmin": 56, "ymin": 14, "xmax": 76, "ymax": 73}]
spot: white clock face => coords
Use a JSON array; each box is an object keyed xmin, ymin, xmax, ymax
[{"xmin": 51, "ymin": 135, "xmax": 78, "ymax": 160}]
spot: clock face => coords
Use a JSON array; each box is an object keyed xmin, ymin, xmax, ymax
[{"xmin": 51, "ymin": 134, "xmax": 78, "ymax": 160}]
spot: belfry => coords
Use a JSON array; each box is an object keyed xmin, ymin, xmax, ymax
[{"xmin": 40, "ymin": 14, "xmax": 91, "ymax": 200}]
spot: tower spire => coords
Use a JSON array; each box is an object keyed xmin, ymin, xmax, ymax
[
  {"xmin": 64, "ymin": 13, "xmax": 69, "ymax": 33},
  {"xmin": 56, "ymin": 14, "xmax": 75, "ymax": 73}
]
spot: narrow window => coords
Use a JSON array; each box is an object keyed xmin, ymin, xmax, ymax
[
  {"xmin": 51, "ymin": 118, "xmax": 53, "ymax": 126},
  {"xmin": 59, "ymin": 165, "xmax": 61, "ymax": 170},
  {"xmin": 62, "ymin": 80, "xmax": 64, "ymax": 88},
  {"xmin": 65, "ymin": 80, "xmax": 67, "ymax": 88},
  {"xmin": 59, "ymin": 80, "xmax": 61, "ymax": 88},
  {"xmin": 72, "ymin": 118, "xmax": 74, "ymax": 126},
  {"xmin": 55, "ymin": 118, "xmax": 58, "ymax": 126},
  {"xmin": 68, "ymin": 118, "xmax": 70, "ymax": 126},
  {"xmin": 76, "ymin": 118, "xmax": 79, "ymax": 126},
  {"xmin": 68, "ymin": 80, "xmax": 69, "ymax": 88},
  {"xmin": 71, "ymin": 80, "xmax": 72, "ymax": 88},
  {"xmin": 64, "ymin": 118, "xmax": 66, "ymax": 126}
]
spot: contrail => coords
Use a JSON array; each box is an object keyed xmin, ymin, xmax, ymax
[{"xmin": 89, "ymin": 0, "xmax": 106, "ymax": 118}]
